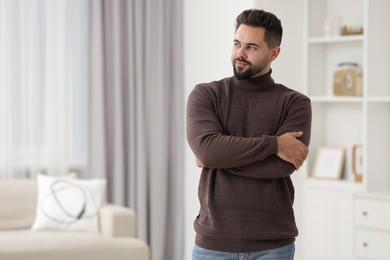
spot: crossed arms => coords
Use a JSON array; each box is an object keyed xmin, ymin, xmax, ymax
[
  {"xmin": 195, "ymin": 131, "xmax": 308, "ymax": 170},
  {"xmin": 186, "ymin": 85, "xmax": 312, "ymax": 179}
]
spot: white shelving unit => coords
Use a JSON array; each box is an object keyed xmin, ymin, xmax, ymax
[
  {"xmin": 302, "ymin": 0, "xmax": 390, "ymax": 259},
  {"xmin": 303, "ymin": 0, "xmax": 390, "ymax": 191}
]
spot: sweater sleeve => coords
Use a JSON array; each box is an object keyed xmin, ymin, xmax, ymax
[
  {"xmin": 224, "ymin": 94, "xmax": 312, "ymax": 179},
  {"xmin": 186, "ymin": 84, "xmax": 278, "ymax": 169}
]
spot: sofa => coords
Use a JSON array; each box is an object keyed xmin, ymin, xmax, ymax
[{"xmin": 0, "ymin": 179, "xmax": 150, "ymax": 260}]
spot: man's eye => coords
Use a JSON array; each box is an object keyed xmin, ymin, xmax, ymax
[
  {"xmin": 234, "ymin": 42, "xmax": 240, "ymax": 48},
  {"xmin": 248, "ymin": 46, "xmax": 257, "ymax": 50}
]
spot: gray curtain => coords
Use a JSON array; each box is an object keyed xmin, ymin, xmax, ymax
[{"xmin": 88, "ymin": 1, "xmax": 184, "ymax": 260}]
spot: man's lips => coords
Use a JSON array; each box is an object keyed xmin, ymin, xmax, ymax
[{"xmin": 235, "ymin": 59, "xmax": 250, "ymax": 67}]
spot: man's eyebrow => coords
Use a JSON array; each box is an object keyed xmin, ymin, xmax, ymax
[{"xmin": 233, "ymin": 39, "xmax": 260, "ymax": 48}]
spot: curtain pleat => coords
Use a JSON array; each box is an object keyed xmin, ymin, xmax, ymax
[{"xmin": 88, "ymin": 1, "xmax": 184, "ymax": 259}]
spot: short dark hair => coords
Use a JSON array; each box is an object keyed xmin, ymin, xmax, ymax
[{"xmin": 235, "ymin": 9, "xmax": 283, "ymax": 48}]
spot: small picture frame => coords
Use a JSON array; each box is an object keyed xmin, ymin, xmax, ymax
[{"xmin": 312, "ymin": 147, "xmax": 345, "ymax": 179}]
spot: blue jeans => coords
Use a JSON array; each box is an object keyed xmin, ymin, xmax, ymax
[{"xmin": 192, "ymin": 243, "xmax": 295, "ymax": 260}]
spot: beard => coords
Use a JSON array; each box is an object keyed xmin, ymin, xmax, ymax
[{"xmin": 232, "ymin": 57, "xmax": 269, "ymax": 80}]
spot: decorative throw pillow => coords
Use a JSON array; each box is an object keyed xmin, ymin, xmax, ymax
[{"xmin": 31, "ymin": 174, "xmax": 106, "ymax": 233}]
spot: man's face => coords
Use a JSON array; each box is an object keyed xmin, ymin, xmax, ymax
[{"xmin": 231, "ymin": 24, "xmax": 280, "ymax": 80}]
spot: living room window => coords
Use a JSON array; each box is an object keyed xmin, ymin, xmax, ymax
[{"xmin": 0, "ymin": 0, "xmax": 89, "ymax": 178}]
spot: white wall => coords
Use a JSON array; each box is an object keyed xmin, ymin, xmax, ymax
[{"xmin": 183, "ymin": 1, "xmax": 304, "ymax": 259}]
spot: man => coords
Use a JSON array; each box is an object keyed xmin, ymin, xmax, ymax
[{"xmin": 186, "ymin": 9, "xmax": 312, "ymax": 260}]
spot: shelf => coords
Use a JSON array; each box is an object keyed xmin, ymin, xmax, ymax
[
  {"xmin": 305, "ymin": 178, "xmax": 365, "ymax": 192},
  {"xmin": 366, "ymin": 97, "xmax": 390, "ymax": 102},
  {"xmin": 310, "ymin": 96, "xmax": 363, "ymax": 103},
  {"xmin": 310, "ymin": 96, "xmax": 390, "ymax": 103},
  {"xmin": 308, "ymin": 35, "xmax": 364, "ymax": 44},
  {"xmin": 355, "ymin": 190, "xmax": 390, "ymax": 200}
]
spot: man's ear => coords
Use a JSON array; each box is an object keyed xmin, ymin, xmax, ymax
[{"xmin": 269, "ymin": 46, "xmax": 281, "ymax": 62}]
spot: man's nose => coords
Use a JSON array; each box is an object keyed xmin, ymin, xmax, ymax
[{"xmin": 237, "ymin": 47, "xmax": 247, "ymax": 58}]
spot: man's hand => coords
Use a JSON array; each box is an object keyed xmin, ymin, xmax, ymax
[
  {"xmin": 277, "ymin": 131, "xmax": 308, "ymax": 170},
  {"xmin": 195, "ymin": 157, "xmax": 204, "ymax": 168}
]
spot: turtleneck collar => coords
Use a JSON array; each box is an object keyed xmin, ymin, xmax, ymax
[{"xmin": 230, "ymin": 69, "xmax": 276, "ymax": 94}]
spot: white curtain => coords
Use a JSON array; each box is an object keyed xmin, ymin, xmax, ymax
[{"xmin": 0, "ymin": 0, "xmax": 89, "ymax": 178}]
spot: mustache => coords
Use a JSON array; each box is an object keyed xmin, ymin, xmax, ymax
[{"xmin": 235, "ymin": 58, "xmax": 251, "ymax": 65}]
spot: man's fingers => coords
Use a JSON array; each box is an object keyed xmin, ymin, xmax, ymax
[
  {"xmin": 293, "ymin": 147, "xmax": 309, "ymax": 170},
  {"xmin": 277, "ymin": 131, "xmax": 309, "ymax": 169},
  {"xmin": 288, "ymin": 131, "xmax": 303, "ymax": 138}
]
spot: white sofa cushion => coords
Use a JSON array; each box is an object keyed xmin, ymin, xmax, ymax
[
  {"xmin": 0, "ymin": 230, "xmax": 149, "ymax": 260},
  {"xmin": 32, "ymin": 174, "xmax": 107, "ymax": 233}
]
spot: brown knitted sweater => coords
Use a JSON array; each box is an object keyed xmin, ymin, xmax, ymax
[{"xmin": 186, "ymin": 70, "xmax": 312, "ymax": 252}]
